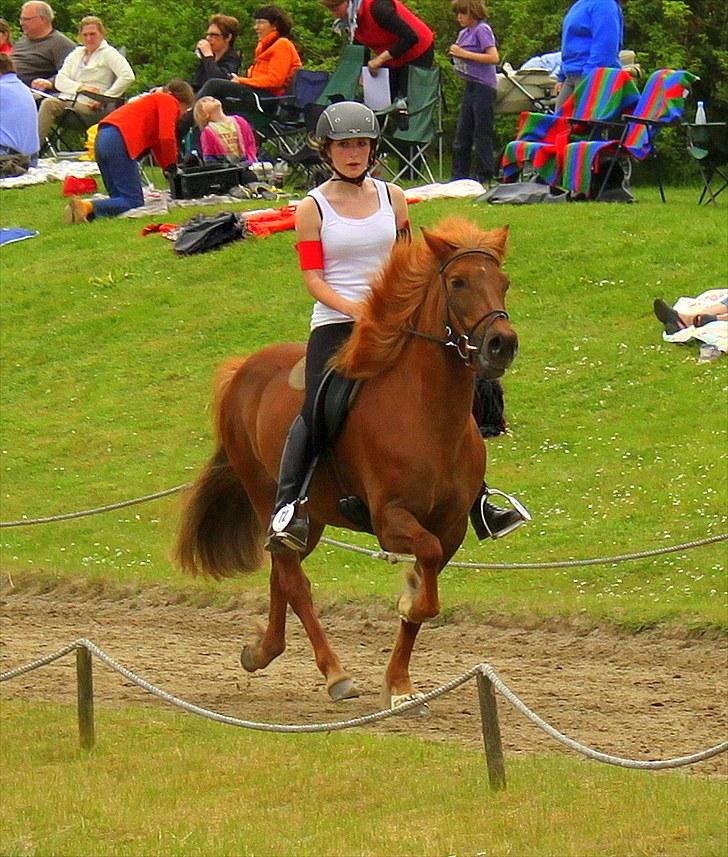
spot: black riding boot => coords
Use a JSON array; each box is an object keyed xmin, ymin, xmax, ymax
[
  {"xmin": 265, "ymin": 415, "xmax": 312, "ymax": 553},
  {"xmin": 470, "ymin": 482, "xmax": 531, "ymax": 540}
]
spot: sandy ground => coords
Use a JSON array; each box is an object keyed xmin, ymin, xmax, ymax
[{"xmin": 1, "ymin": 580, "xmax": 726, "ymax": 777}]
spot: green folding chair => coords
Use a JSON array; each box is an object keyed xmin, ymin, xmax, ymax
[
  {"xmin": 316, "ymin": 44, "xmax": 366, "ymax": 106},
  {"xmin": 377, "ymin": 66, "xmax": 443, "ymax": 184}
]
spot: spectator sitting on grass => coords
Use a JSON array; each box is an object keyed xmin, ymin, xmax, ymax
[
  {"xmin": 0, "ymin": 53, "xmax": 40, "ymax": 170},
  {"xmin": 193, "ymin": 94, "xmax": 257, "ymax": 165}
]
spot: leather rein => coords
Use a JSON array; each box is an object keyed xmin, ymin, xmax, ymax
[{"xmin": 405, "ymin": 249, "xmax": 509, "ymax": 365}]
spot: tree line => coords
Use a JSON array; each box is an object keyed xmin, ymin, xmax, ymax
[{"xmin": 2, "ymin": 0, "xmax": 725, "ymax": 173}]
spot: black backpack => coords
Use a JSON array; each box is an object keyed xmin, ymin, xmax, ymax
[{"xmin": 174, "ymin": 211, "xmax": 244, "ymax": 255}]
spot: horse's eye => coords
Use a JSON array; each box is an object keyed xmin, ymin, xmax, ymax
[{"xmin": 451, "ymin": 276, "xmax": 466, "ymax": 289}]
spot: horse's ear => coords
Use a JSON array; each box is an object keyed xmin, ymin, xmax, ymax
[
  {"xmin": 488, "ymin": 225, "xmax": 510, "ymax": 258},
  {"xmin": 421, "ymin": 227, "xmax": 459, "ymax": 262}
]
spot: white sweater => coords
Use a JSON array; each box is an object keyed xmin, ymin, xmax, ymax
[{"xmin": 54, "ymin": 41, "xmax": 134, "ymax": 103}]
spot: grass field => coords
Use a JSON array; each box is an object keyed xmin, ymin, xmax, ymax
[
  {"xmin": 1, "ymin": 179, "xmax": 725, "ymax": 629},
  {"xmin": 2, "ymin": 701, "xmax": 727, "ymax": 857},
  {"xmin": 1, "ymin": 174, "xmax": 726, "ymax": 856}
]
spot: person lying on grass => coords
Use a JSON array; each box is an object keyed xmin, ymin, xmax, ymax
[{"xmin": 653, "ymin": 296, "xmax": 728, "ymax": 334}]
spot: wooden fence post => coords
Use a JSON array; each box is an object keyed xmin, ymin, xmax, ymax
[
  {"xmin": 76, "ymin": 646, "xmax": 95, "ymax": 750},
  {"xmin": 477, "ymin": 670, "xmax": 506, "ymax": 791}
]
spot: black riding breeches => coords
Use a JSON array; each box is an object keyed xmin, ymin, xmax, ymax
[{"xmin": 301, "ymin": 321, "xmax": 354, "ymax": 427}]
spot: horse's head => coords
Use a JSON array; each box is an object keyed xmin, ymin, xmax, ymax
[{"xmin": 422, "ymin": 222, "xmax": 518, "ymax": 379}]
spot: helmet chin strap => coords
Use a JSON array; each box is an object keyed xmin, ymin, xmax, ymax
[{"xmin": 330, "ymin": 166, "xmax": 370, "ymax": 186}]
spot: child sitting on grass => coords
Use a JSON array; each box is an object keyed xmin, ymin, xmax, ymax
[{"xmin": 193, "ymin": 95, "xmax": 257, "ymax": 165}]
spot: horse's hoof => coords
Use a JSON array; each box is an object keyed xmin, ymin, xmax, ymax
[
  {"xmin": 390, "ymin": 692, "xmax": 431, "ymax": 718},
  {"xmin": 240, "ymin": 646, "xmax": 259, "ymax": 673},
  {"xmin": 328, "ymin": 677, "xmax": 360, "ymax": 701}
]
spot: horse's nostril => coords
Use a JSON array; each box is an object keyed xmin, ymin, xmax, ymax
[
  {"xmin": 487, "ymin": 333, "xmax": 516, "ymax": 364},
  {"xmin": 489, "ymin": 335, "xmax": 503, "ymax": 357}
]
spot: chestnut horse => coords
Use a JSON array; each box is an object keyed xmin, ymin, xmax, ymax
[{"xmin": 176, "ymin": 217, "xmax": 518, "ymax": 711}]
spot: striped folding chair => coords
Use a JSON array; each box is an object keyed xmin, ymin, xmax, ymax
[
  {"xmin": 500, "ymin": 67, "xmax": 640, "ymax": 187},
  {"xmin": 562, "ymin": 68, "xmax": 698, "ymax": 201}
]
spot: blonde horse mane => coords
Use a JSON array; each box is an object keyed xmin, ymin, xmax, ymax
[{"xmin": 332, "ymin": 217, "xmax": 508, "ymax": 379}]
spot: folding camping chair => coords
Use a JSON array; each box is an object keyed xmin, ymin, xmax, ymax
[
  {"xmin": 500, "ymin": 67, "xmax": 640, "ymax": 187},
  {"xmin": 43, "ymin": 90, "xmax": 123, "ymax": 157},
  {"xmin": 561, "ymin": 68, "xmax": 698, "ymax": 202},
  {"xmin": 377, "ymin": 65, "xmax": 443, "ymax": 184},
  {"xmin": 685, "ymin": 120, "xmax": 728, "ymax": 205},
  {"xmin": 316, "ymin": 44, "xmax": 366, "ymax": 107},
  {"xmin": 256, "ymin": 70, "xmax": 330, "ymax": 159},
  {"xmin": 296, "ymin": 45, "xmax": 368, "ymax": 139}
]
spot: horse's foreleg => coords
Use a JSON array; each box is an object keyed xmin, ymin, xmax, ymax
[
  {"xmin": 382, "ymin": 619, "xmax": 430, "ymax": 715},
  {"xmin": 275, "ymin": 549, "xmax": 360, "ymax": 702},
  {"xmin": 380, "ymin": 508, "xmax": 443, "ymax": 624},
  {"xmin": 241, "ymin": 566, "xmax": 287, "ymax": 672}
]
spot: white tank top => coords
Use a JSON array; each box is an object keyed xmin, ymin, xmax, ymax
[{"xmin": 308, "ymin": 179, "xmax": 396, "ymax": 329}]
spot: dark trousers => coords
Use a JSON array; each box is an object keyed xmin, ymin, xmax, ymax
[
  {"xmin": 451, "ymin": 80, "xmax": 496, "ymax": 183},
  {"xmin": 94, "ymin": 125, "xmax": 144, "ymax": 217},
  {"xmin": 387, "ymin": 44, "xmax": 435, "ymax": 99},
  {"xmin": 195, "ymin": 79, "xmax": 277, "ymax": 116},
  {"xmin": 301, "ymin": 321, "xmax": 354, "ymax": 427}
]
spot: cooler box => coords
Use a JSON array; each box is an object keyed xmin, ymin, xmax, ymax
[{"xmin": 169, "ymin": 163, "xmax": 243, "ymax": 199}]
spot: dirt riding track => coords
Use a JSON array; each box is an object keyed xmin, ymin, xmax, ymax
[{"xmin": 2, "ymin": 580, "xmax": 727, "ymax": 777}]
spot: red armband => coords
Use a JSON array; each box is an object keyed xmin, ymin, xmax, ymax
[{"xmin": 296, "ymin": 240, "xmax": 324, "ymax": 270}]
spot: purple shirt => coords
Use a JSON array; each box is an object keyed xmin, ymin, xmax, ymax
[{"xmin": 454, "ymin": 21, "xmax": 497, "ymax": 89}]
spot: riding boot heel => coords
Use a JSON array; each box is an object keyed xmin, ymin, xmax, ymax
[{"xmin": 469, "ymin": 483, "xmax": 531, "ymax": 540}]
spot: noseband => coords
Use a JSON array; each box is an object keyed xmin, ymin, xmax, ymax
[{"xmin": 406, "ymin": 249, "xmax": 509, "ymax": 365}]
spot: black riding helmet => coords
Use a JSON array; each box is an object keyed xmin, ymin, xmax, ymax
[{"xmin": 315, "ymin": 101, "xmax": 380, "ymax": 184}]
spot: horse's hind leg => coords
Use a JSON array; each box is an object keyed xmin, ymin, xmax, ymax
[
  {"xmin": 275, "ymin": 549, "xmax": 360, "ymax": 701},
  {"xmin": 241, "ymin": 566, "xmax": 288, "ymax": 672}
]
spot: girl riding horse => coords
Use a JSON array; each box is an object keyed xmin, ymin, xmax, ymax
[{"xmin": 265, "ymin": 101, "xmax": 528, "ymax": 553}]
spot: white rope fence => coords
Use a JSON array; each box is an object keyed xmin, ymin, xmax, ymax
[
  {"xmin": 2, "ymin": 639, "xmax": 725, "ymax": 785},
  {"xmin": 1, "ymin": 482, "xmax": 725, "ymax": 570}
]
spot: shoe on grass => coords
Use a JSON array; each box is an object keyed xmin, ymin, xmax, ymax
[
  {"xmin": 653, "ymin": 298, "xmax": 685, "ymax": 335},
  {"xmin": 63, "ymin": 197, "xmax": 94, "ymax": 224}
]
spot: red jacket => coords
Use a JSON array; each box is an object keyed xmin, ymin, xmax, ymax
[
  {"xmin": 100, "ymin": 91, "xmax": 180, "ymax": 169},
  {"xmin": 355, "ymin": 0, "xmax": 433, "ymax": 69}
]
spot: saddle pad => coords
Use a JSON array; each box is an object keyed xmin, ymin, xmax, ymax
[{"xmin": 288, "ymin": 357, "xmax": 306, "ymax": 390}]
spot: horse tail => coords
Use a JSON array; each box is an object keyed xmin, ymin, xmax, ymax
[
  {"xmin": 175, "ymin": 443, "xmax": 264, "ymax": 577},
  {"xmin": 175, "ymin": 357, "xmax": 265, "ymax": 577}
]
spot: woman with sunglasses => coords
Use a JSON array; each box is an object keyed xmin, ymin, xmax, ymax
[
  {"xmin": 192, "ymin": 13, "xmax": 241, "ymax": 93},
  {"xmin": 195, "ymin": 5, "xmax": 301, "ymax": 117}
]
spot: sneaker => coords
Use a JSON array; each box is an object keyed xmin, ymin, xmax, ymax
[{"xmin": 63, "ymin": 196, "xmax": 93, "ymax": 224}]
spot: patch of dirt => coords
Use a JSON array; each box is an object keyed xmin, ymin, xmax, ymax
[{"xmin": 1, "ymin": 581, "xmax": 726, "ymax": 777}]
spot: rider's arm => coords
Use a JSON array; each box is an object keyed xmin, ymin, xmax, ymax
[
  {"xmin": 388, "ymin": 183, "xmax": 411, "ymax": 241},
  {"xmin": 295, "ymin": 197, "xmax": 365, "ymax": 321}
]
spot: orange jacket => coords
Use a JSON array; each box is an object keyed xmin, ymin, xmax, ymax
[
  {"xmin": 100, "ymin": 91, "xmax": 179, "ymax": 168},
  {"xmin": 236, "ymin": 32, "xmax": 302, "ymax": 95}
]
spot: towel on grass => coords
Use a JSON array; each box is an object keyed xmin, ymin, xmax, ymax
[{"xmin": 0, "ymin": 228, "xmax": 39, "ymax": 246}]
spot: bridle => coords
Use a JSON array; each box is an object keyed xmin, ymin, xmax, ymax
[{"xmin": 405, "ymin": 249, "xmax": 510, "ymax": 365}]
